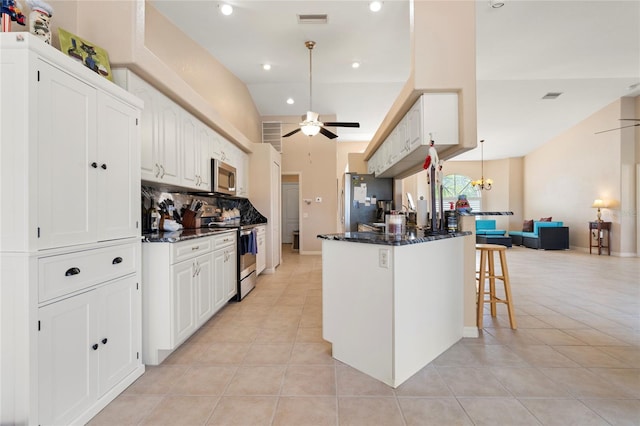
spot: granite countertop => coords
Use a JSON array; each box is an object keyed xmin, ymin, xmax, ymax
[
  {"xmin": 143, "ymin": 227, "xmax": 236, "ymax": 243},
  {"xmin": 317, "ymin": 230, "xmax": 472, "ymax": 246},
  {"xmin": 458, "ymin": 211, "xmax": 514, "ymax": 216}
]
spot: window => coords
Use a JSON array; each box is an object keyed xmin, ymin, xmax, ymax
[{"xmin": 440, "ymin": 174, "xmax": 482, "ymax": 211}]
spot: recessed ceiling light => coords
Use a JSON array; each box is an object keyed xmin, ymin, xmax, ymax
[
  {"xmin": 369, "ymin": 1, "xmax": 382, "ymax": 12},
  {"xmin": 262, "ymin": 64, "xmax": 271, "ymax": 71},
  {"xmin": 220, "ymin": 3, "xmax": 233, "ymax": 15},
  {"xmin": 489, "ymin": 0, "xmax": 504, "ymax": 8},
  {"xmin": 286, "ymin": 98, "xmax": 294, "ymax": 105},
  {"xmin": 352, "ymin": 61, "xmax": 360, "ymax": 69}
]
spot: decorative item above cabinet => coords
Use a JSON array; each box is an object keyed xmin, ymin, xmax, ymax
[{"xmin": 373, "ymin": 93, "xmax": 459, "ymax": 179}]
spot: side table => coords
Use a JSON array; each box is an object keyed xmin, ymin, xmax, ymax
[{"xmin": 589, "ymin": 221, "xmax": 611, "ymax": 255}]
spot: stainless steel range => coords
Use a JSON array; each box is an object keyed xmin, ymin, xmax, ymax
[{"xmin": 200, "ymin": 217, "xmax": 262, "ymax": 301}]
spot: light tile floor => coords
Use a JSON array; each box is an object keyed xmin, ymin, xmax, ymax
[{"xmin": 90, "ymin": 245, "xmax": 640, "ymax": 425}]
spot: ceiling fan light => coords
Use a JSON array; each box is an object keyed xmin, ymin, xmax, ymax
[
  {"xmin": 220, "ymin": 3, "xmax": 233, "ymax": 15},
  {"xmin": 369, "ymin": 1, "xmax": 382, "ymax": 12},
  {"xmin": 352, "ymin": 61, "xmax": 360, "ymax": 69},
  {"xmin": 262, "ymin": 63, "xmax": 271, "ymax": 71},
  {"xmin": 286, "ymin": 98, "xmax": 294, "ymax": 105},
  {"xmin": 301, "ymin": 124, "xmax": 321, "ymax": 136}
]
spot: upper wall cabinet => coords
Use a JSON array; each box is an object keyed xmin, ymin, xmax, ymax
[
  {"xmin": 373, "ymin": 93, "xmax": 459, "ymax": 179},
  {"xmin": 0, "ymin": 37, "xmax": 142, "ymax": 252},
  {"xmin": 113, "ymin": 69, "xmax": 247, "ymax": 193}
]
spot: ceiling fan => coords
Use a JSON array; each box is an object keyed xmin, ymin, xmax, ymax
[
  {"xmin": 282, "ymin": 41, "xmax": 360, "ymax": 140},
  {"xmin": 595, "ymin": 118, "xmax": 640, "ymax": 135}
]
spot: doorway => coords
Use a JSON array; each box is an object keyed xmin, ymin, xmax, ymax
[{"xmin": 281, "ymin": 175, "xmax": 300, "ymax": 249}]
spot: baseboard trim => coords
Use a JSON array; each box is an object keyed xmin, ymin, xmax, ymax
[{"xmin": 463, "ymin": 327, "xmax": 479, "ymax": 338}]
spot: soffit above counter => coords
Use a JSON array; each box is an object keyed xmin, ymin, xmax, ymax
[{"xmin": 75, "ymin": 0, "xmax": 258, "ymax": 154}]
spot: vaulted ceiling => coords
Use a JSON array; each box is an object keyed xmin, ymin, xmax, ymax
[{"xmin": 152, "ymin": 0, "xmax": 640, "ymax": 160}]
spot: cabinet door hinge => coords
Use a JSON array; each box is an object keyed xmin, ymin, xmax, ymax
[
  {"xmin": 37, "ymin": 70, "xmax": 40, "ymax": 81},
  {"xmin": 136, "ymin": 282, "xmax": 139, "ymax": 290},
  {"xmin": 37, "ymin": 227, "xmax": 41, "ymax": 238},
  {"xmin": 136, "ymin": 118, "xmax": 139, "ymax": 126},
  {"xmin": 136, "ymin": 352, "xmax": 139, "ymax": 360},
  {"xmin": 136, "ymin": 221, "xmax": 139, "ymax": 229},
  {"xmin": 38, "ymin": 320, "xmax": 41, "ymax": 331}
]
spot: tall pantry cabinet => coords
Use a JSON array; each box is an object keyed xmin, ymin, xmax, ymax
[
  {"xmin": 250, "ymin": 144, "xmax": 282, "ymax": 272},
  {"xmin": 0, "ymin": 33, "xmax": 144, "ymax": 425}
]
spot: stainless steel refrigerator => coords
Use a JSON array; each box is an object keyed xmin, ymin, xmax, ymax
[{"xmin": 341, "ymin": 173, "xmax": 393, "ymax": 232}]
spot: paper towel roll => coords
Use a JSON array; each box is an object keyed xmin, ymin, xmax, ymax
[{"xmin": 416, "ymin": 199, "xmax": 428, "ymax": 227}]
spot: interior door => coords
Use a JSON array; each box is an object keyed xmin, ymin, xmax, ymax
[{"xmin": 281, "ymin": 182, "xmax": 299, "ymax": 244}]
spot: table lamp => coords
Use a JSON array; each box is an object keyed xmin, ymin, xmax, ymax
[{"xmin": 592, "ymin": 199, "xmax": 605, "ymax": 222}]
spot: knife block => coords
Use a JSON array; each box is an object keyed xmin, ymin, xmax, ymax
[{"xmin": 182, "ymin": 209, "xmax": 197, "ymax": 229}]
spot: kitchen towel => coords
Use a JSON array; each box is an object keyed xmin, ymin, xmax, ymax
[{"xmin": 239, "ymin": 228, "xmax": 259, "ymax": 255}]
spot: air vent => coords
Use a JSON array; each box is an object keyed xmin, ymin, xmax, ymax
[
  {"xmin": 262, "ymin": 121, "xmax": 282, "ymax": 152},
  {"xmin": 297, "ymin": 14, "xmax": 328, "ymax": 24},
  {"xmin": 542, "ymin": 92, "xmax": 563, "ymax": 100}
]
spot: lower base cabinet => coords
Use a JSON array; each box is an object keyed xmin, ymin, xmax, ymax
[
  {"xmin": 142, "ymin": 231, "xmax": 237, "ymax": 365},
  {"xmin": 38, "ymin": 276, "xmax": 140, "ymax": 425}
]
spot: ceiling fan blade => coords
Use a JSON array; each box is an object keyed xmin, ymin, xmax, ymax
[
  {"xmin": 594, "ymin": 123, "xmax": 640, "ymax": 134},
  {"xmin": 620, "ymin": 118, "xmax": 640, "ymax": 121},
  {"xmin": 282, "ymin": 128, "xmax": 302, "ymax": 138},
  {"xmin": 323, "ymin": 122, "xmax": 360, "ymax": 128},
  {"xmin": 319, "ymin": 127, "xmax": 339, "ymax": 139}
]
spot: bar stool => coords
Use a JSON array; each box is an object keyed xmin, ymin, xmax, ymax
[{"xmin": 476, "ymin": 243, "xmax": 517, "ymax": 329}]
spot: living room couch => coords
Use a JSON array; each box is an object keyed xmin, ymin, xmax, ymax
[
  {"xmin": 475, "ymin": 219, "xmax": 506, "ymax": 236},
  {"xmin": 509, "ymin": 221, "xmax": 569, "ymax": 250}
]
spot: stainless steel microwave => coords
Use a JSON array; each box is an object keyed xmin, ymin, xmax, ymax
[{"xmin": 212, "ymin": 159, "xmax": 236, "ymax": 196}]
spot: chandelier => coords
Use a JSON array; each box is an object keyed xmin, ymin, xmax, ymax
[{"xmin": 472, "ymin": 139, "xmax": 493, "ymax": 190}]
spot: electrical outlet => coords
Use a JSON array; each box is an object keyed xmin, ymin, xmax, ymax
[
  {"xmin": 315, "ymin": 197, "xmax": 322, "ymax": 203},
  {"xmin": 379, "ymin": 249, "xmax": 390, "ymax": 268}
]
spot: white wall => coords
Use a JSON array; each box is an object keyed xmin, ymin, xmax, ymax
[{"xmin": 524, "ymin": 97, "xmax": 637, "ymax": 255}]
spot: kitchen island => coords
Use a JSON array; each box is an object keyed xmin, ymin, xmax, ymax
[{"xmin": 318, "ymin": 230, "xmax": 472, "ymax": 388}]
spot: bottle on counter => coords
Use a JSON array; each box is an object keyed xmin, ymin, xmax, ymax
[{"xmin": 150, "ymin": 204, "xmax": 160, "ymax": 232}]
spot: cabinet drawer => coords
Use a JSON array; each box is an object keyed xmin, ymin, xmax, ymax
[
  {"xmin": 172, "ymin": 238, "xmax": 213, "ymax": 263},
  {"xmin": 39, "ymin": 244, "xmax": 137, "ymax": 303},
  {"xmin": 213, "ymin": 232, "xmax": 236, "ymax": 250}
]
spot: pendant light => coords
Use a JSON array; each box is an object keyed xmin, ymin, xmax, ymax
[{"xmin": 472, "ymin": 139, "xmax": 493, "ymax": 190}]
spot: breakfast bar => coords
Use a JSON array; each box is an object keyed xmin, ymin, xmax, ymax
[{"xmin": 318, "ymin": 230, "xmax": 472, "ymax": 388}]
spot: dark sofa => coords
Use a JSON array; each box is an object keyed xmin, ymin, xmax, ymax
[{"xmin": 509, "ymin": 221, "xmax": 569, "ymax": 250}]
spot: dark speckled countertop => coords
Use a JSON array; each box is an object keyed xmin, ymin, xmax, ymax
[
  {"xmin": 317, "ymin": 230, "xmax": 471, "ymax": 246},
  {"xmin": 143, "ymin": 227, "xmax": 237, "ymax": 243}
]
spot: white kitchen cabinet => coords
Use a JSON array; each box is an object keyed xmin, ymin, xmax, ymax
[
  {"xmin": 181, "ymin": 112, "xmax": 211, "ymax": 190},
  {"xmin": 38, "ymin": 288, "xmax": 96, "ymax": 426},
  {"xmin": 154, "ymin": 93, "xmax": 182, "ymax": 185},
  {"xmin": 256, "ymin": 225, "xmax": 266, "ymax": 275},
  {"xmin": 171, "ymin": 258, "xmax": 198, "ymax": 346},
  {"xmin": 249, "ymin": 144, "xmax": 281, "ymax": 270},
  {"xmin": 38, "ymin": 275, "xmax": 140, "ymax": 426},
  {"xmin": 194, "ymin": 253, "xmax": 215, "ymax": 327},
  {"xmin": 0, "ymin": 34, "xmax": 144, "ymax": 426},
  {"xmin": 375, "ymin": 93, "xmax": 459, "ymax": 179},
  {"xmin": 97, "ymin": 92, "xmax": 141, "ymax": 241},
  {"xmin": 141, "ymin": 231, "xmax": 236, "ymax": 365},
  {"xmin": 213, "ymin": 232, "xmax": 237, "ymax": 309},
  {"xmin": 34, "ymin": 60, "xmax": 140, "ymax": 250},
  {"xmin": 198, "ymin": 125, "xmax": 212, "ymax": 190},
  {"xmin": 114, "ymin": 68, "xmax": 249, "ymax": 193}
]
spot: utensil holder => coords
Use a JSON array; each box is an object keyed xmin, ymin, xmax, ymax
[{"xmin": 182, "ymin": 209, "xmax": 197, "ymax": 229}]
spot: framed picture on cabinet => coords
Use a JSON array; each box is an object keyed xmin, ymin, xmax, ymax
[{"xmin": 57, "ymin": 27, "xmax": 113, "ymax": 81}]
